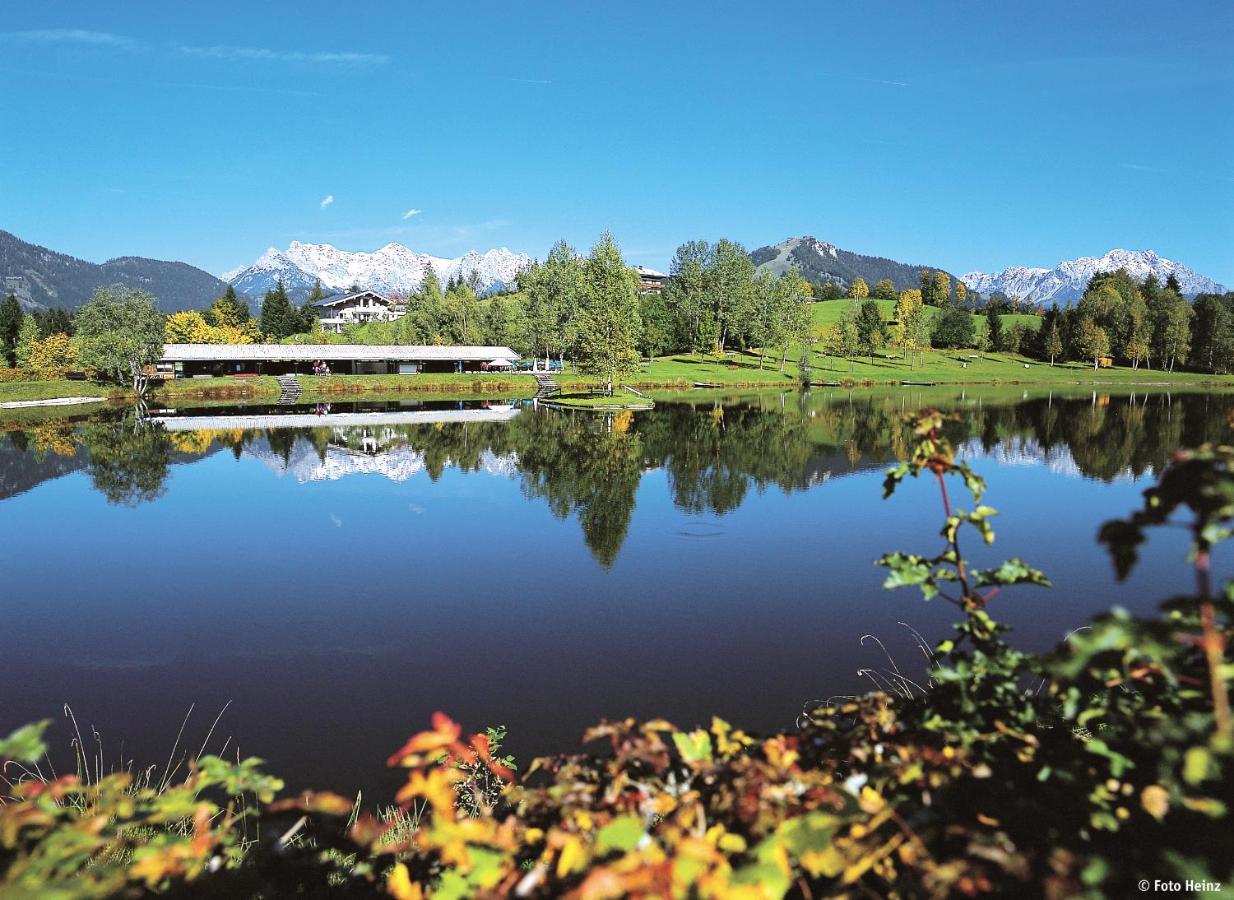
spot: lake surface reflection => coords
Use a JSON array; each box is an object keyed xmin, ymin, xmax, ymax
[{"xmin": 1, "ymin": 387, "xmax": 1230, "ymax": 795}]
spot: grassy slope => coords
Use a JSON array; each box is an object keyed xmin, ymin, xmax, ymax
[
  {"xmin": 558, "ymin": 356, "xmax": 802, "ymax": 389},
  {"xmin": 805, "ymin": 349, "xmax": 1223, "ymax": 384},
  {"xmin": 0, "ymin": 380, "xmax": 121, "ymax": 403},
  {"xmin": 811, "ymin": 299, "xmax": 1041, "ymax": 332},
  {"xmin": 2, "ymin": 339, "xmax": 1228, "ymax": 412},
  {"xmin": 634, "ymin": 349, "xmax": 1225, "ymax": 387}
]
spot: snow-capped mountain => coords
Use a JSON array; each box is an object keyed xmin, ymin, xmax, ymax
[
  {"xmin": 225, "ymin": 240, "xmax": 532, "ymax": 301},
  {"xmin": 226, "ymin": 247, "xmax": 323, "ymax": 300},
  {"xmin": 244, "ymin": 434, "xmax": 520, "ymax": 484},
  {"xmin": 962, "ymin": 249, "xmax": 1225, "ymax": 305}
]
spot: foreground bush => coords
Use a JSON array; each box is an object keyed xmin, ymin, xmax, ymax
[{"xmin": 2, "ymin": 414, "xmax": 1231, "ymax": 897}]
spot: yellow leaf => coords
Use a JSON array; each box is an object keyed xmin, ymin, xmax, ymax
[
  {"xmin": 801, "ymin": 845, "xmax": 844, "ymax": 878},
  {"xmin": 557, "ymin": 835, "xmax": 586, "ymax": 878},
  {"xmin": 718, "ymin": 832, "xmax": 747, "ymax": 854},
  {"xmin": 859, "ymin": 786, "xmax": 885, "ymax": 814},
  {"xmin": 387, "ymin": 862, "xmax": 422, "ymax": 899},
  {"xmin": 394, "ymin": 768, "xmax": 460, "ymax": 817},
  {"xmin": 1141, "ymin": 784, "xmax": 1169, "ymax": 820}
]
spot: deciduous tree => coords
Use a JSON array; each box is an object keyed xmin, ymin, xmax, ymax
[
  {"xmin": 165, "ymin": 310, "xmax": 213, "ymax": 343},
  {"xmin": 931, "ymin": 305, "xmax": 975, "ymax": 349},
  {"xmin": 1043, "ymin": 319, "xmax": 1062, "ymax": 366},
  {"xmin": 665, "ymin": 241, "xmax": 714, "ymax": 356},
  {"xmin": 777, "ymin": 269, "xmax": 813, "ymax": 372},
  {"xmin": 27, "ymin": 332, "xmax": 77, "ymax": 374},
  {"xmin": 14, "ymin": 315, "xmax": 40, "ymax": 370},
  {"xmin": 848, "ymin": 277, "xmax": 869, "ymax": 302},
  {"xmin": 932, "ymin": 271, "xmax": 952, "ymax": 305},
  {"xmin": 1148, "ymin": 287, "xmax": 1193, "ymax": 372},
  {"xmin": 1073, "ymin": 317, "xmax": 1111, "ymax": 370},
  {"xmin": 524, "ymin": 240, "xmax": 585, "ymax": 367},
  {"xmin": 575, "ymin": 232, "xmax": 642, "ymax": 393},
  {"xmin": 709, "ymin": 239, "xmax": 756, "ymax": 353},
  {"xmin": 834, "ymin": 310, "xmax": 860, "ymax": 373},
  {"xmin": 855, "ymin": 300, "xmax": 885, "ymax": 363},
  {"xmin": 746, "ymin": 271, "xmax": 788, "ymax": 370},
  {"xmin": 74, "ymin": 285, "xmax": 165, "ymax": 389},
  {"xmin": 1191, "ymin": 294, "xmax": 1234, "ymax": 373},
  {"xmin": 872, "ymin": 278, "xmax": 896, "ymax": 300}
]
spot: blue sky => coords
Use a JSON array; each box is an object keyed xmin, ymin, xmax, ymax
[{"xmin": 1, "ymin": 1, "xmax": 1231, "ymax": 283}]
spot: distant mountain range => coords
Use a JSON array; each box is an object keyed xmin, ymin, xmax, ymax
[
  {"xmin": 961, "ymin": 249, "xmax": 1226, "ymax": 304},
  {"xmin": 3, "ymin": 227, "xmax": 1226, "ymax": 315},
  {"xmin": 224, "ymin": 241, "xmax": 533, "ymax": 301},
  {"xmin": 750, "ymin": 236, "xmax": 959, "ymax": 293},
  {"xmin": 0, "ymin": 229, "xmax": 229, "ymax": 312}
]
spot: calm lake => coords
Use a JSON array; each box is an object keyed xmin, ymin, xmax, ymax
[{"xmin": 2, "ymin": 387, "xmax": 1230, "ymax": 796}]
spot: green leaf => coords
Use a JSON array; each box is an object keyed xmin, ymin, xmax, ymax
[
  {"xmin": 974, "ymin": 558, "xmax": 1052, "ymax": 588},
  {"xmin": 877, "ymin": 552, "xmax": 939, "ymax": 599},
  {"xmin": 1184, "ymin": 746, "xmax": 1214, "ymax": 785},
  {"xmin": 672, "ymin": 729, "xmax": 713, "ymax": 764},
  {"xmin": 595, "ymin": 814, "xmax": 645, "ymax": 854},
  {"xmin": 0, "ymin": 720, "xmax": 50, "ymax": 763},
  {"xmin": 1085, "ymin": 739, "xmax": 1133, "ymax": 777}
]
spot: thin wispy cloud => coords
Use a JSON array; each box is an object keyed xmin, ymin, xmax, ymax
[
  {"xmin": 0, "ymin": 64, "xmax": 325, "ymax": 98},
  {"xmin": 1, "ymin": 28, "xmax": 139, "ymax": 49},
  {"xmin": 320, "ymin": 195, "xmax": 335, "ymax": 209},
  {"xmin": 175, "ymin": 44, "xmax": 389, "ymax": 65},
  {"xmin": 2, "ymin": 30, "xmax": 387, "ymax": 65},
  {"xmin": 1121, "ymin": 162, "xmax": 1234, "ymax": 183},
  {"xmin": 505, "ymin": 77, "xmax": 552, "ymax": 85},
  {"xmin": 818, "ymin": 71, "xmax": 911, "ymax": 88},
  {"xmin": 402, "ymin": 209, "xmax": 422, "ymax": 220}
]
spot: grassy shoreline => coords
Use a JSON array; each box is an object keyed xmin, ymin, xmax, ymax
[{"xmin": 1, "ymin": 349, "xmax": 1230, "ymax": 411}]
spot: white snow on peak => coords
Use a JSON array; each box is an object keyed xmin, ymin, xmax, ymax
[
  {"xmin": 962, "ymin": 249, "xmax": 1225, "ymax": 305},
  {"xmin": 226, "ymin": 240, "xmax": 533, "ymax": 299},
  {"xmin": 245, "ymin": 435, "xmax": 520, "ymax": 484}
]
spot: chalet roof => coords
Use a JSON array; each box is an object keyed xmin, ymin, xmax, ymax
[
  {"xmin": 635, "ymin": 266, "xmax": 668, "ymax": 279},
  {"xmin": 313, "ymin": 290, "xmax": 392, "ymax": 308},
  {"xmin": 160, "ymin": 344, "xmax": 520, "ymax": 362}
]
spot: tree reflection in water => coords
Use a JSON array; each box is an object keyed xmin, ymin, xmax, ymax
[
  {"xmin": 5, "ymin": 389, "xmax": 1233, "ymax": 563},
  {"xmin": 78, "ymin": 414, "xmax": 174, "ymax": 507}
]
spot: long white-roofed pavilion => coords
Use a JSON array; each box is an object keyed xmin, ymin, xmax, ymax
[{"xmin": 159, "ymin": 344, "xmax": 520, "ymax": 377}]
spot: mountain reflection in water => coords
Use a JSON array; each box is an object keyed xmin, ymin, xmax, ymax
[
  {"xmin": 2, "ymin": 387, "xmax": 1232, "ymax": 794},
  {"xmin": 3, "ymin": 389, "xmax": 1233, "ymax": 565}
]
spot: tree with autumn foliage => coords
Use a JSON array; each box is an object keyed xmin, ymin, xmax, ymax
[{"xmin": 847, "ymin": 276, "xmax": 869, "ymax": 302}]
